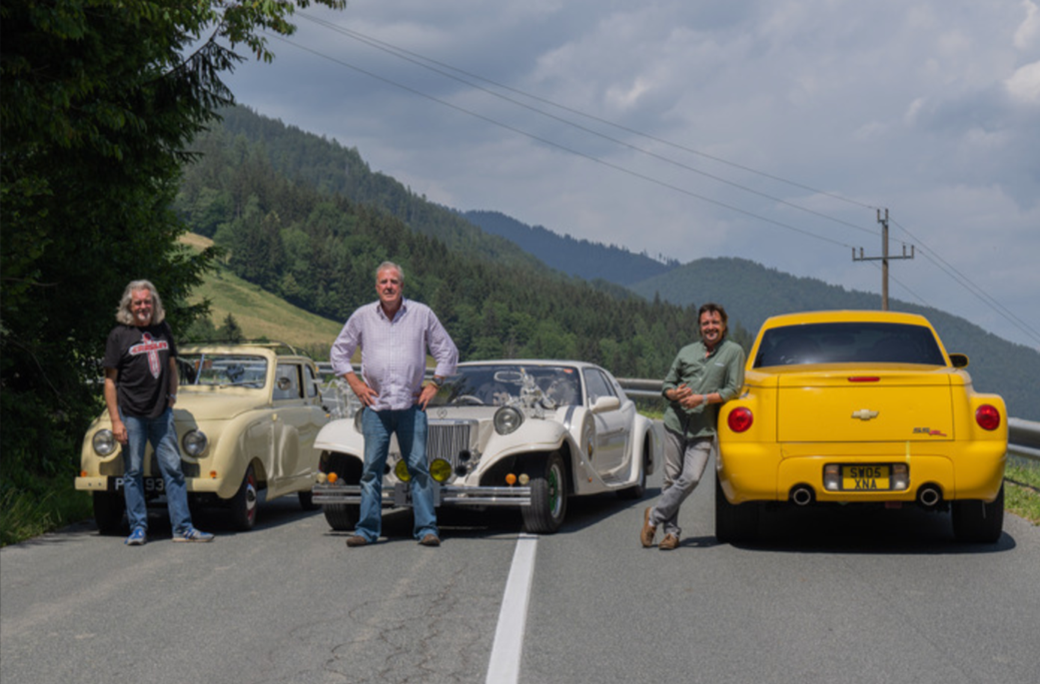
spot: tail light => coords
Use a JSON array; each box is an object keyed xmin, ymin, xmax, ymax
[
  {"xmin": 975, "ymin": 405, "xmax": 1001, "ymax": 431},
  {"xmin": 727, "ymin": 407, "xmax": 753, "ymax": 433}
]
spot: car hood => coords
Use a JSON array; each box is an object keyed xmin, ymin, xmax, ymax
[{"xmin": 176, "ymin": 390, "xmax": 270, "ymax": 421}]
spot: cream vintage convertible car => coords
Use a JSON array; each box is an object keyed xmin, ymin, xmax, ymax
[
  {"xmin": 312, "ymin": 360, "xmax": 659, "ymax": 534},
  {"xmin": 76, "ymin": 343, "xmax": 329, "ymax": 532},
  {"xmin": 716, "ymin": 311, "xmax": 1008, "ymax": 543}
]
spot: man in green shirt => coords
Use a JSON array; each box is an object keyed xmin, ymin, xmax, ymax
[{"xmin": 641, "ymin": 303, "xmax": 745, "ymax": 550}]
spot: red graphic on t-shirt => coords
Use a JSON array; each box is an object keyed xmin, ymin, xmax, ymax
[{"xmin": 129, "ymin": 333, "xmax": 169, "ymax": 379}]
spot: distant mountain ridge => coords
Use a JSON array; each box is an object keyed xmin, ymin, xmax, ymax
[
  {"xmin": 458, "ymin": 213, "xmax": 1039, "ymax": 421},
  {"xmin": 461, "ymin": 210, "xmax": 678, "ymax": 285},
  {"xmin": 195, "ymin": 105, "xmax": 1038, "ymax": 420}
]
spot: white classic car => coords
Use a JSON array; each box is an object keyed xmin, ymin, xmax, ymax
[
  {"xmin": 76, "ymin": 343, "xmax": 330, "ymax": 532},
  {"xmin": 312, "ymin": 360, "xmax": 659, "ymax": 534}
]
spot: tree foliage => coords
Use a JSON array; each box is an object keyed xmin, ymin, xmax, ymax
[
  {"xmin": 174, "ymin": 110, "xmax": 748, "ymax": 382},
  {"xmin": 0, "ymin": 1, "xmax": 345, "ymax": 488}
]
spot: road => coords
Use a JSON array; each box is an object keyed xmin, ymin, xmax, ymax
[{"xmin": 3, "ymin": 465, "xmax": 1039, "ymax": 684}]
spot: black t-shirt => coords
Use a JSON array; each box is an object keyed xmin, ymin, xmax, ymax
[{"xmin": 103, "ymin": 322, "xmax": 178, "ymax": 418}]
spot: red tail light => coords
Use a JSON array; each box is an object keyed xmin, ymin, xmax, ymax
[
  {"xmin": 728, "ymin": 407, "xmax": 754, "ymax": 433},
  {"xmin": 975, "ymin": 405, "xmax": 1001, "ymax": 431}
]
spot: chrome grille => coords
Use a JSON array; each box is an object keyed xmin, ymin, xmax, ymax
[{"xmin": 427, "ymin": 421, "xmax": 473, "ymax": 469}]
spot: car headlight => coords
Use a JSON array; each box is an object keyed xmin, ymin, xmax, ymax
[
  {"xmin": 354, "ymin": 407, "xmax": 365, "ymax": 433},
  {"xmin": 92, "ymin": 429, "xmax": 118, "ymax": 457},
  {"xmin": 493, "ymin": 406, "xmax": 524, "ymax": 435},
  {"xmin": 182, "ymin": 429, "xmax": 208, "ymax": 457}
]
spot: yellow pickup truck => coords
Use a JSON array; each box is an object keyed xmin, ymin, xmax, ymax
[{"xmin": 716, "ymin": 311, "xmax": 1008, "ymax": 544}]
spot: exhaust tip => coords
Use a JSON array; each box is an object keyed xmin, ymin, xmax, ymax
[
  {"xmin": 791, "ymin": 486, "xmax": 814, "ymax": 506},
  {"xmin": 917, "ymin": 485, "xmax": 942, "ymax": 508}
]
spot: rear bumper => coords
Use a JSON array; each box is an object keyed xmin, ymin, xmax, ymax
[
  {"xmin": 312, "ymin": 482, "xmax": 532, "ymax": 508},
  {"xmin": 718, "ymin": 441, "xmax": 1007, "ymax": 505}
]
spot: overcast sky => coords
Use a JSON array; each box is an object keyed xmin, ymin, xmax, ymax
[{"xmin": 223, "ymin": 0, "xmax": 1040, "ymax": 350}]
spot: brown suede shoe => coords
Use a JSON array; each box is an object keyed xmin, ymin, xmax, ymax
[
  {"xmin": 345, "ymin": 535, "xmax": 368, "ymax": 547},
  {"xmin": 659, "ymin": 534, "xmax": 680, "ymax": 551},
  {"xmin": 640, "ymin": 506, "xmax": 657, "ymax": 547},
  {"xmin": 419, "ymin": 533, "xmax": 441, "ymax": 547}
]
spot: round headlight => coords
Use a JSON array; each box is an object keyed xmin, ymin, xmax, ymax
[
  {"xmin": 493, "ymin": 406, "xmax": 524, "ymax": 435},
  {"xmin": 354, "ymin": 407, "xmax": 365, "ymax": 433},
  {"xmin": 182, "ymin": 429, "xmax": 208, "ymax": 457},
  {"xmin": 429, "ymin": 458, "xmax": 452, "ymax": 483},
  {"xmin": 92, "ymin": 429, "xmax": 117, "ymax": 457}
]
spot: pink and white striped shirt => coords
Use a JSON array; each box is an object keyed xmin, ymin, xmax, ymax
[{"xmin": 330, "ymin": 298, "xmax": 458, "ymax": 411}]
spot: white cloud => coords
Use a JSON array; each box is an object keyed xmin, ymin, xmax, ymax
[{"xmin": 223, "ymin": 0, "xmax": 1040, "ymax": 350}]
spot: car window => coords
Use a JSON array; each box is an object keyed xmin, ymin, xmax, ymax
[
  {"xmin": 180, "ymin": 354, "xmax": 268, "ymax": 388},
  {"xmin": 754, "ymin": 322, "xmax": 946, "ymax": 367},
  {"xmin": 304, "ymin": 364, "xmax": 319, "ymax": 398},
  {"xmin": 274, "ymin": 363, "xmax": 302, "ymax": 400},
  {"xmin": 583, "ymin": 369, "xmax": 616, "ymax": 404}
]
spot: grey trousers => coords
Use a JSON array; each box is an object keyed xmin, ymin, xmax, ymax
[{"xmin": 649, "ymin": 427, "xmax": 714, "ymax": 538}]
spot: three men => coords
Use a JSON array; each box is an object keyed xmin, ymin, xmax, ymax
[
  {"xmin": 641, "ymin": 303, "xmax": 745, "ymax": 550},
  {"xmin": 104, "ymin": 280, "xmax": 214, "ymax": 545},
  {"xmin": 330, "ymin": 261, "xmax": 459, "ymax": 547}
]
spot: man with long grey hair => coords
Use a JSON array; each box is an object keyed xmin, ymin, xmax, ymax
[{"xmin": 103, "ymin": 280, "xmax": 213, "ymax": 545}]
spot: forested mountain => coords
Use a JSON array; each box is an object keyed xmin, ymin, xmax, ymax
[
  {"xmin": 461, "ymin": 210, "xmax": 678, "ymax": 285},
  {"xmin": 177, "ymin": 105, "xmax": 1037, "ymax": 420},
  {"xmin": 629, "ymin": 257, "xmax": 1040, "ymax": 420},
  {"xmin": 174, "ymin": 108, "xmax": 729, "ymax": 381}
]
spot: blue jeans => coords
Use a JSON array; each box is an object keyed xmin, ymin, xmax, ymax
[
  {"xmin": 121, "ymin": 408, "xmax": 193, "ymax": 534},
  {"xmin": 356, "ymin": 406, "xmax": 438, "ymax": 542}
]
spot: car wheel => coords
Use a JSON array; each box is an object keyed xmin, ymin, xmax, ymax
[
  {"xmin": 230, "ymin": 464, "xmax": 259, "ymax": 531},
  {"xmin": 521, "ymin": 451, "xmax": 568, "ymax": 534},
  {"xmin": 323, "ymin": 503, "xmax": 360, "ymax": 531},
  {"xmin": 298, "ymin": 490, "xmax": 320, "ymax": 511},
  {"xmin": 714, "ymin": 476, "xmax": 759, "ymax": 543},
  {"xmin": 93, "ymin": 492, "xmax": 125, "ymax": 535},
  {"xmin": 617, "ymin": 441, "xmax": 649, "ymax": 500},
  {"xmin": 952, "ymin": 484, "xmax": 1004, "ymax": 543}
]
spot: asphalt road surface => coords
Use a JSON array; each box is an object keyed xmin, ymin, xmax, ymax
[{"xmin": 3, "ymin": 465, "xmax": 1039, "ymax": 684}]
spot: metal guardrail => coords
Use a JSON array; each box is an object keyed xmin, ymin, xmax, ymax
[
  {"xmin": 1009, "ymin": 418, "xmax": 1040, "ymax": 463},
  {"xmin": 317, "ymin": 364, "xmax": 1039, "ymax": 461}
]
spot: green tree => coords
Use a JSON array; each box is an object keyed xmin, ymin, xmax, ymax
[
  {"xmin": 0, "ymin": 0, "xmax": 345, "ymax": 501},
  {"xmin": 218, "ymin": 314, "xmax": 245, "ymax": 343}
]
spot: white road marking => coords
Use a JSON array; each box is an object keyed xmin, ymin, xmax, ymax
[{"xmin": 485, "ymin": 533, "xmax": 538, "ymax": 684}]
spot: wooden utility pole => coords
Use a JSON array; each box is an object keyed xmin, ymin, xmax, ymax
[{"xmin": 852, "ymin": 209, "xmax": 914, "ymax": 310}]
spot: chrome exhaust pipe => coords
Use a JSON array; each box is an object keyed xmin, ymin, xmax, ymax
[
  {"xmin": 917, "ymin": 486, "xmax": 942, "ymax": 508},
  {"xmin": 791, "ymin": 486, "xmax": 814, "ymax": 506}
]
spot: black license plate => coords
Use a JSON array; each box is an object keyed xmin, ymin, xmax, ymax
[{"xmin": 111, "ymin": 477, "xmax": 165, "ymax": 494}]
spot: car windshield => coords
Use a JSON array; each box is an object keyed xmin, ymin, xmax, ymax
[
  {"xmin": 431, "ymin": 364, "xmax": 583, "ymax": 408},
  {"xmin": 179, "ymin": 353, "xmax": 269, "ymax": 388},
  {"xmin": 753, "ymin": 322, "xmax": 946, "ymax": 367}
]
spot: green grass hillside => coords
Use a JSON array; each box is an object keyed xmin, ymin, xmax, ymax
[{"xmin": 180, "ymin": 233, "xmax": 342, "ymax": 356}]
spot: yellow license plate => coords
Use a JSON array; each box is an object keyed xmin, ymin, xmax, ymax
[{"xmin": 841, "ymin": 465, "xmax": 891, "ymax": 491}]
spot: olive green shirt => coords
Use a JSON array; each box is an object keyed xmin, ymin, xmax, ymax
[{"xmin": 661, "ymin": 337, "xmax": 746, "ymax": 438}]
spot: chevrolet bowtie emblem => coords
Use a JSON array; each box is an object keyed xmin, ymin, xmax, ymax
[{"xmin": 852, "ymin": 409, "xmax": 879, "ymax": 421}]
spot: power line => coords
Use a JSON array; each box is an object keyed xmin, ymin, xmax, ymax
[
  {"xmin": 267, "ymin": 32, "xmax": 856, "ymax": 251},
  {"xmin": 262, "ymin": 18, "xmax": 1036, "ymax": 347}
]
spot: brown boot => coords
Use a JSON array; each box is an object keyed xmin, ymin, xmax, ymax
[
  {"xmin": 640, "ymin": 507, "xmax": 657, "ymax": 547},
  {"xmin": 659, "ymin": 534, "xmax": 680, "ymax": 551}
]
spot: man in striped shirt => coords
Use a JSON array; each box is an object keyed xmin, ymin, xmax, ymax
[{"xmin": 330, "ymin": 261, "xmax": 458, "ymax": 548}]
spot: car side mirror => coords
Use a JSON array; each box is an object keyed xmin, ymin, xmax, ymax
[
  {"xmin": 949, "ymin": 353, "xmax": 969, "ymax": 368},
  {"xmin": 591, "ymin": 395, "xmax": 621, "ymax": 413}
]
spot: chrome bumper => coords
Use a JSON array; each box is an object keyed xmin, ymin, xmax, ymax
[{"xmin": 312, "ymin": 482, "xmax": 532, "ymax": 507}]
